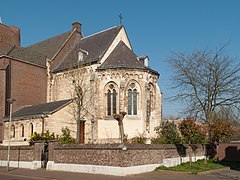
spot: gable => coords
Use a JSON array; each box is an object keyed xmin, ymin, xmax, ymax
[
  {"xmin": 99, "ymin": 26, "xmax": 132, "ymax": 65},
  {"xmin": 97, "ymin": 41, "xmax": 146, "ymax": 70},
  {"xmin": 52, "ymin": 26, "xmax": 123, "ymax": 73}
]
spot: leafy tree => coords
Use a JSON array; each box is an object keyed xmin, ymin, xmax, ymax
[
  {"xmin": 231, "ymin": 121, "xmax": 240, "ymax": 141},
  {"xmin": 209, "ymin": 120, "xmax": 233, "ymax": 143},
  {"xmin": 168, "ymin": 45, "xmax": 240, "ymax": 125},
  {"xmin": 152, "ymin": 121, "xmax": 181, "ymax": 144},
  {"xmin": 179, "ymin": 117, "xmax": 205, "ymax": 144}
]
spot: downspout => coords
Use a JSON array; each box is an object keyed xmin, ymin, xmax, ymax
[{"xmin": 41, "ymin": 114, "xmax": 45, "ymax": 134}]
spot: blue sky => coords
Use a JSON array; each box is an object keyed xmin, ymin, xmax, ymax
[{"xmin": 1, "ymin": 0, "xmax": 240, "ymax": 118}]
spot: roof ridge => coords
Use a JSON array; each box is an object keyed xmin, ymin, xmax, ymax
[{"xmin": 81, "ymin": 25, "xmax": 122, "ymax": 40}]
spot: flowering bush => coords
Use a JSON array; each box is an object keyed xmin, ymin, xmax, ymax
[
  {"xmin": 209, "ymin": 120, "xmax": 233, "ymax": 143},
  {"xmin": 179, "ymin": 117, "xmax": 205, "ymax": 144}
]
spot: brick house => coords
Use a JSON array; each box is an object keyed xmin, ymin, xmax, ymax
[{"xmin": 0, "ymin": 21, "xmax": 162, "ymax": 145}]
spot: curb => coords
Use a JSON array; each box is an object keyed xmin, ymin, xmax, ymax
[
  {"xmin": 197, "ymin": 167, "xmax": 230, "ymax": 175},
  {"xmin": 156, "ymin": 167, "xmax": 231, "ymax": 175}
]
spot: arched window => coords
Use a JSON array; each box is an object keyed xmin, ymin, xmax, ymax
[
  {"xmin": 128, "ymin": 89, "xmax": 132, "ymax": 115},
  {"xmin": 20, "ymin": 124, "xmax": 24, "ymax": 137},
  {"xmin": 133, "ymin": 89, "xmax": 137, "ymax": 115},
  {"xmin": 29, "ymin": 123, "xmax": 34, "ymax": 136},
  {"xmin": 107, "ymin": 90, "xmax": 111, "ymax": 116},
  {"xmin": 11, "ymin": 125, "xmax": 15, "ymax": 138},
  {"xmin": 112, "ymin": 89, "xmax": 117, "ymax": 114},
  {"xmin": 128, "ymin": 83, "xmax": 138, "ymax": 115},
  {"xmin": 106, "ymin": 83, "xmax": 118, "ymax": 116}
]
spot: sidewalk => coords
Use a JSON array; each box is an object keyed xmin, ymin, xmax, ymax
[
  {"xmin": 0, "ymin": 166, "xmax": 240, "ymax": 180},
  {"xmin": 0, "ymin": 167, "xmax": 125, "ymax": 180}
]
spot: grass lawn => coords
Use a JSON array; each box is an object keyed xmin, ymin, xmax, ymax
[{"xmin": 155, "ymin": 159, "xmax": 226, "ymax": 174}]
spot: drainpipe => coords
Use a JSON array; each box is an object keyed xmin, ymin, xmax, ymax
[{"xmin": 41, "ymin": 114, "xmax": 45, "ymax": 134}]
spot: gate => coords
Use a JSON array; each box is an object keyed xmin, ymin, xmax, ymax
[{"xmin": 41, "ymin": 141, "xmax": 49, "ymax": 168}]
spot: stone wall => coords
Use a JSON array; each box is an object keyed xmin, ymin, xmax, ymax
[
  {"xmin": 49, "ymin": 143, "xmax": 205, "ymax": 167},
  {"xmin": 0, "ymin": 142, "xmax": 44, "ymax": 169},
  {"xmin": 0, "ymin": 142, "xmax": 44, "ymax": 161},
  {"xmin": 0, "ymin": 142, "xmax": 207, "ymax": 175}
]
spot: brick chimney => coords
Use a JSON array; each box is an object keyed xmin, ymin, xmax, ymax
[{"xmin": 72, "ymin": 22, "xmax": 82, "ymax": 33}]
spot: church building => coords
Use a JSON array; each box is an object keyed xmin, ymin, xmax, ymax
[{"xmin": 0, "ymin": 21, "xmax": 162, "ymax": 145}]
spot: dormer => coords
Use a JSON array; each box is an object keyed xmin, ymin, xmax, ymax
[
  {"xmin": 138, "ymin": 55, "xmax": 149, "ymax": 67},
  {"xmin": 78, "ymin": 48, "xmax": 88, "ymax": 64}
]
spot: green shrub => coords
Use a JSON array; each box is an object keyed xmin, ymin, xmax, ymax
[
  {"xmin": 129, "ymin": 133, "xmax": 147, "ymax": 144},
  {"xmin": 29, "ymin": 130, "xmax": 58, "ymax": 145},
  {"xmin": 152, "ymin": 121, "xmax": 181, "ymax": 144},
  {"xmin": 59, "ymin": 127, "xmax": 76, "ymax": 144}
]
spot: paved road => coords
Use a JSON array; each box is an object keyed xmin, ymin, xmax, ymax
[{"xmin": 0, "ymin": 167, "xmax": 240, "ymax": 180}]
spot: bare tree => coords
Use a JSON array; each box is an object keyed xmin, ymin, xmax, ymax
[
  {"xmin": 114, "ymin": 112, "xmax": 126, "ymax": 143},
  {"xmin": 168, "ymin": 45, "xmax": 240, "ymax": 125},
  {"xmin": 69, "ymin": 68, "xmax": 95, "ymax": 143}
]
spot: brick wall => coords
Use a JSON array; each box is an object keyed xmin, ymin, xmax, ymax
[
  {"xmin": 11, "ymin": 59, "xmax": 47, "ymax": 112},
  {"xmin": 0, "ymin": 23, "xmax": 20, "ymax": 52},
  {"xmin": 218, "ymin": 143, "xmax": 240, "ymax": 161}
]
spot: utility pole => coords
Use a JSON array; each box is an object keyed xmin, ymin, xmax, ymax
[{"xmin": 7, "ymin": 98, "xmax": 16, "ymax": 171}]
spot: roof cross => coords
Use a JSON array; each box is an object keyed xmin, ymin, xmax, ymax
[{"xmin": 118, "ymin": 13, "xmax": 123, "ymax": 25}]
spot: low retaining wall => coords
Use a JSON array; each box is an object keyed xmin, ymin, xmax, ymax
[
  {"xmin": 47, "ymin": 143, "xmax": 205, "ymax": 176},
  {"xmin": 0, "ymin": 142, "xmax": 44, "ymax": 169},
  {"xmin": 0, "ymin": 142, "xmax": 206, "ymax": 176}
]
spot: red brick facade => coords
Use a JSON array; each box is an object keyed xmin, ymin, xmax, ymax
[
  {"xmin": 0, "ymin": 23, "xmax": 20, "ymax": 52},
  {"xmin": 0, "ymin": 57, "xmax": 47, "ymax": 142},
  {"xmin": 0, "ymin": 23, "xmax": 47, "ymax": 142},
  {"xmin": 10, "ymin": 60, "xmax": 47, "ymax": 111}
]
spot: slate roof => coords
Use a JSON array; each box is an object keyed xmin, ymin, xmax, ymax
[
  {"xmin": 97, "ymin": 41, "xmax": 159, "ymax": 75},
  {"xmin": 4, "ymin": 99, "xmax": 72, "ymax": 121},
  {"xmin": 52, "ymin": 26, "xmax": 122, "ymax": 72},
  {"xmin": 26, "ymin": 31, "xmax": 72, "ymax": 60},
  {"xmin": 97, "ymin": 41, "xmax": 145, "ymax": 70},
  {"xmin": 0, "ymin": 31, "xmax": 72, "ymax": 67},
  {"xmin": 7, "ymin": 46, "xmax": 46, "ymax": 67}
]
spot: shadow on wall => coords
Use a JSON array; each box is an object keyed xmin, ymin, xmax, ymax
[
  {"xmin": 174, "ymin": 144, "xmax": 217, "ymax": 160},
  {"xmin": 224, "ymin": 146, "xmax": 240, "ymax": 161},
  {"xmin": 218, "ymin": 146, "xmax": 240, "ymax": 171},
  {"xmin": 175, "ymin": 144, "xmax": 186, "ymax": 157}
]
